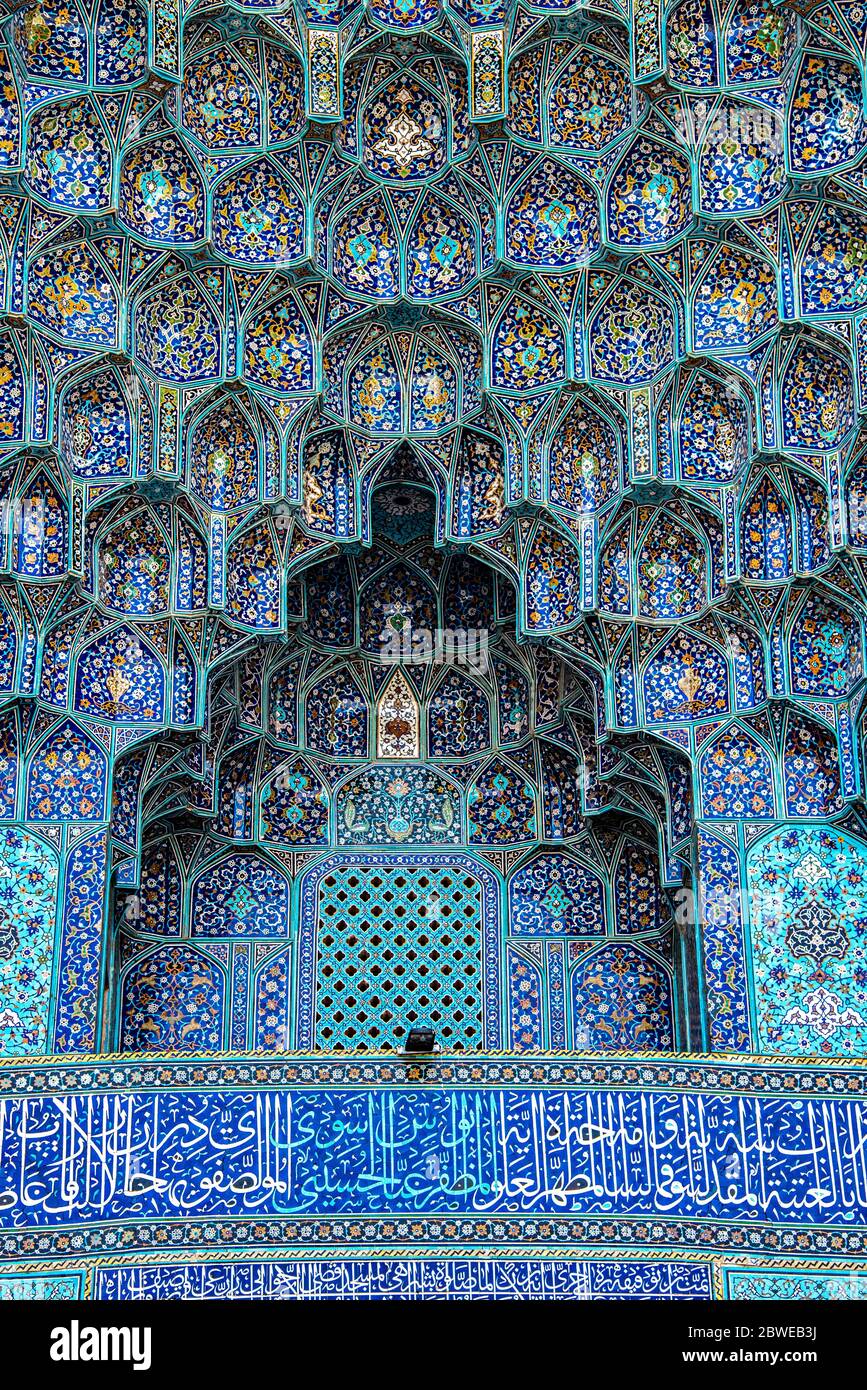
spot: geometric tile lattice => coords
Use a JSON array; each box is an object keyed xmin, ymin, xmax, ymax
[
  {"xmin": 296, "ymin": 852, "xmax": 502, "ymax": 1050},
  {"xmin": 310, "ymin": 864, "xmax": 483, "ymax": 1050}
]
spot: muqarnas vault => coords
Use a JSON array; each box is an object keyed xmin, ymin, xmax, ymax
[{"xmin": 0, "ymin": 0, "xmax": 866, "ymax": 1305}]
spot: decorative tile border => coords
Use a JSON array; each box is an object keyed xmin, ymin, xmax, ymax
[
  {"xmin": 2, "ymin": 1052, "xmax": 867, "ymax": 1095},
  {"xmin": 7, "ymin": 1250, "xmax": 867, "ymax": 1300},
  {"xmin": 0, "ymin": 1054, "xmax": 866, "ymax": 1264}
]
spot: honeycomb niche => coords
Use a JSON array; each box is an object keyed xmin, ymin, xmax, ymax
[{"xmin": 0, "ymin": 0, "xmax": 865, "ymax": 1305}]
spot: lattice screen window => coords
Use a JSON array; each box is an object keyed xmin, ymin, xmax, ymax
[{"xmin": 314, "ymin": 866, "xmax": 483, "ymax": 1050}]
